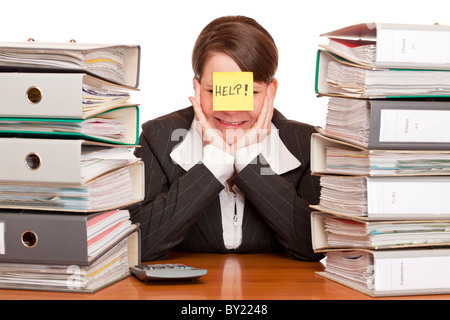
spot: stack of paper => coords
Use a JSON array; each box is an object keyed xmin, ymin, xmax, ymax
[
  {"xmin": 321, "ymin": 97, "xmax": 450, "ymax": 150},
  {"xmin": 0, "ymin": 41, "xmax": 143, "ymax": 293},
  {"xmin": 0, "ymin": 209, "xmax": 140, "ymax": 293},
  {"xmin": 0, "ymin": 105, "xmax": 138, "ymax": 145},
  {"xmin": 0, "ymin": 42, "xmax": 140, "ymax": 87},
  {"xmin": 320, "ymin": 38, "xmax": 376, "ymax": 67},
  {"xmin": 311, "ymin": 133, "xmax": 450, "ymax": 176},
  {"xmin": 312, "ymin": 211, "xmax": 450, "ymax": 249},
  {"xmin": 322, "ymin": 250, "xmax": 375, "ymax": 290},
  {"xmin": 317, "ymin": 248, "xmax": 450, "ymax": 297},
  {"xmin": 0, "ymin": 73, "xmax": 140, "ymax": 144},
  {"xmin": 324, "ymin": 55, "xmax": 450, "ymax": 98},
  {"xmin": 312, "ymin": 23, "xmax": 450, "ymax": 297},
  {"xmin": 316, "ymin": 23, "xmax": 450, "ymax": 98},
  {"xmin": 87, "ymin": 210, "xmax": 133, "ymax": 257}
]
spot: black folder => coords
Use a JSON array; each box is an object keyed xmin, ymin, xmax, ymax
[{"xmin": 0, "ymin": 209, "xmax": 138, "ymax": 266}]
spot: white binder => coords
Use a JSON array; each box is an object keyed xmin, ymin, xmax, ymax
[
  {"xmin": 0, "ymin": 72, "xmax": 137, "ymax": 119},
  {"xmin": 0, "ymin": 160, "xmax": 145, "ymax": 213},
  {"xmin": 0, "ymin": 105, "xmax": 140, "ymax": 145},
  {"xmin": 0, "ymin": 138, "xmax": 139, "ymax": 185},
  {"xmin": 316, "ymin": 175, "xmax": 450, "ymax": 220},
  {"xmin": 317, "ymin": 248, "xmax": 450, "ymax": 297},
  {"xmin": 320, "ymin": 22, "xmax": 450, "ymax": 70},
  {"xmin": 0, "ymin": 42, "xmax": 140, "ymax": 88},
  {"xmin": 310, "ymin": 133, "xmax": 450, "ymax": 176}
]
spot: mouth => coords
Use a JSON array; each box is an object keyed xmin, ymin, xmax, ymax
[{"xmin": 215, "ymin": 118, "xmax": 247, "ymax": 128}]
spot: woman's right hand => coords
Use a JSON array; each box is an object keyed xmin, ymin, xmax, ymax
[{"xmin": 190, "ymin": 78, "xmax": 232, "ymax": 154}]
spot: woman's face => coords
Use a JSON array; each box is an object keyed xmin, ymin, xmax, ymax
[{"xmin": 196, "ymin": 52, "xmax": 275, "ymax": 144}]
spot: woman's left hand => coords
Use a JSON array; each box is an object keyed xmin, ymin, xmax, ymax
[{"xmin": 230, "ymin": 82, "xmax": 275, "ymax": 152}]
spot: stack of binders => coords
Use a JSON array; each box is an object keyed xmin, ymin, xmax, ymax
[
  {"xmin": 0, "ymin": 41, "xmax": 144, "ymax": 293},
  {"xmin": 311, "ymin": 23, "xmax": 450, "ymax": 297}
]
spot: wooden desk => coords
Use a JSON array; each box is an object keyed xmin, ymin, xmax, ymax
[{"xmin": 0, "ymin": 251, "xmax": 449, "ymax": 300}]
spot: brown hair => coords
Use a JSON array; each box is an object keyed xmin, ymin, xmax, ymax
[{"xmin": 192, "ymin": 15, "xmax": 278, "ymax": 84}]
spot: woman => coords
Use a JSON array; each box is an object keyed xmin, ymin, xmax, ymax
[{"xmin": 129, "ymin": 15, "xmax": 323, "ymax": 262}]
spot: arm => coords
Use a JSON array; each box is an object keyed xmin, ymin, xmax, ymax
[
  {"xmin": 227, "ymin": 83, "xmax": 322, "ymax": 261},
  {"xmin": 232, "ymin": 131, "xmax": 324, "ymax": 262},
  {"xmin": 129, "ymin": 131, "xmax": 224, "ymax": 261}
]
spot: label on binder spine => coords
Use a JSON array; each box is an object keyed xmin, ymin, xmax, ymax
[
  {"xmin": 375, "ymin": 256, "xmax": 450, "ymax": 291},
  {"xmin": 379, "ymin": 109, "xmax": 450, "ymax": 143}
]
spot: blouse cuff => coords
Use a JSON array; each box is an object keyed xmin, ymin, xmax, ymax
[
  {"xmin": 202, "ymin": 144, "xmax": 235, "ymax": 185},
  {"xmin": 234, "ymin": 143, "xmax": 263, "ymax": 173}
]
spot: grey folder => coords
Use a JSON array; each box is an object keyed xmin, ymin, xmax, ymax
[
  {"xmin": 0, "ymin": 209, "xmax": 138, "ymax": 266},
  {"xmin": 317, "ymin": 99, "xmax": 450, "ymax": 150},
  {"xmin": 368, "ymin": 100, "xmax": 450, "ymax": 150}
]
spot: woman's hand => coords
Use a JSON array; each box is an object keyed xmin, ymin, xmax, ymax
[
  {"xmin": 189, "ymin": 78, "xmax": 232, "ymax": 154},
  {"xmin": 230, "ymin": 82, "xmax": 275, "ymax": 153}
]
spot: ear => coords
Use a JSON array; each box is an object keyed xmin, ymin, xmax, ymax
[
  {"xmin": 270, "ymin": 78, "xmax": 278, "ymax": 98},
  {"xmin": 192, "ymin": 76, "xmax": 201, "ymax": 101},
  {"xmin": 192, "ymin": 76, "xmax": 200, "ymax": 91}
]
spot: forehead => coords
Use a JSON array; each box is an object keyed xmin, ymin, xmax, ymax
[{"xmin": 201, "ymin": 52, "xmax": 242, "ymax": 82}]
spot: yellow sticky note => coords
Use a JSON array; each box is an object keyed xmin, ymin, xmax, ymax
[{"xmin": 213, "ymin": 72, "xmax": 253, "ymax": 111}]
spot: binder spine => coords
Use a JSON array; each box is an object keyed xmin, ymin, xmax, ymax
[
  {"xmin": 0, "ymin": 73, "xmax": 82, "ymax": 118},
  {"xmin": 0, "ymin": 138, "xmax": 82, "ymax": 185},
  {"xmin": 368, "ymin": 100, "xmax": 450, "ymax": 150}
]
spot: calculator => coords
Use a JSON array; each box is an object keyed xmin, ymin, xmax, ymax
[{"xmin": 130, "ymin": 263, "xmax": 207, "ymax": 282}]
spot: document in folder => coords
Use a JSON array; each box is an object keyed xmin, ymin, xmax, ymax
[
  {"xmin": 0, "ymin": 73, "xmax": 136, "ymax": 119},
  {"xmin": 311, "ymin": 133, "xmax": 450, "ymax": 176},
  {"xmin": 0, "ymin": 105, "xmax": 139, "ymax": 145},
  {"xmin": 311, "ymin": 211, "xmax": 450, "ymax": 250},
  {"xmin": 0, "ymin": 138, "xmax": 139, "ymax": 185},
  {"xmin": 0, "ymin": 209, "xmax": 133, "ymax": 265},
  {"xmin": 317, "ymin": 248, "xmax": 450, "ymax": 297},
  {"xmin": 0, "ymin": 161, "xmax": 145, "ymax": 212},
  {"xmin": 0, "ymin": 42, "xmax": 140, "ymax": 88},
  {"xmin": 319, "ymin": 97, "xmax": 450, "ymax": 150},
  {"xmin": 318, "ymin": 175, "xmax": 450, "ymax": 219},
  {"xmin": 0, "ymin": 225, "xmax": 140, "ymax": 293},
  {"xmin": 315, "ymin": 49, "xmax": 450, "ymax": 98},
  {"xmin": 320, "ymin": 22, "xmax": 450, "ymax": 70}
]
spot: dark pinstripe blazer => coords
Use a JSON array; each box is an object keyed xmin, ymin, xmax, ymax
[{"xmin": 129, "ymin": 106, "xmax": 324, "ymax": 262}]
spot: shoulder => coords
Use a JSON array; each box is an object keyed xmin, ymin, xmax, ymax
[
  {"xmin": 272, "ymin": 109, "xmax": 318, "ymax": 138},
  {"xmin": 272, "ymin": 109, "xmax": 318, "ymax": 163}
]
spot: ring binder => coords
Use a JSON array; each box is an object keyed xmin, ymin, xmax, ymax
[
  {"xmin": 24, "ymin": 153, "xmax": 41, "ymax": 171},
  {"xmin": 0, "ymin": 42, "xmax": 141, "ymax": 87},
  {"xmin": 26, "ymin": 86, "xmax": 42, "ymax": 104},
  {"xmin": 21, "ymin": 231, "xmax": 38, "ymax": 248},
  {"xmin": 0, "ymin": 39, "xmax": 142, "ymax": 294}
]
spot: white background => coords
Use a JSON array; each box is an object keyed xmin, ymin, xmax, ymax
[{"xmin": 1, "ymin": 0, "xmax": 447, "ymax": 129}]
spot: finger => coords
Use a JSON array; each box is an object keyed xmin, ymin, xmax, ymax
[
  {"xmin": 189, "ymin": 96, "xmax": 203, "ymax": 122},
  {"xmin": 253, "ymin": 86, "xmax": 271, "ymax": 131},
  {"xmin": 251, "ymin": 93, "xmax": 269, "ymax": 131},
  {"xmin": 264, "ymin": 83, "xmax": 275, "ymax": 129}
]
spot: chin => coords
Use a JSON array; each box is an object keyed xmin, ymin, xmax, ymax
[{"xmin": 222, "ymin": 129, "xmax": 246, "ymax": 145}]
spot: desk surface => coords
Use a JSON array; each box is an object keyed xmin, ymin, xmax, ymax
[{"xmin": 0, "ymin": 251, "xmax": 448, "ymax": 300}]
